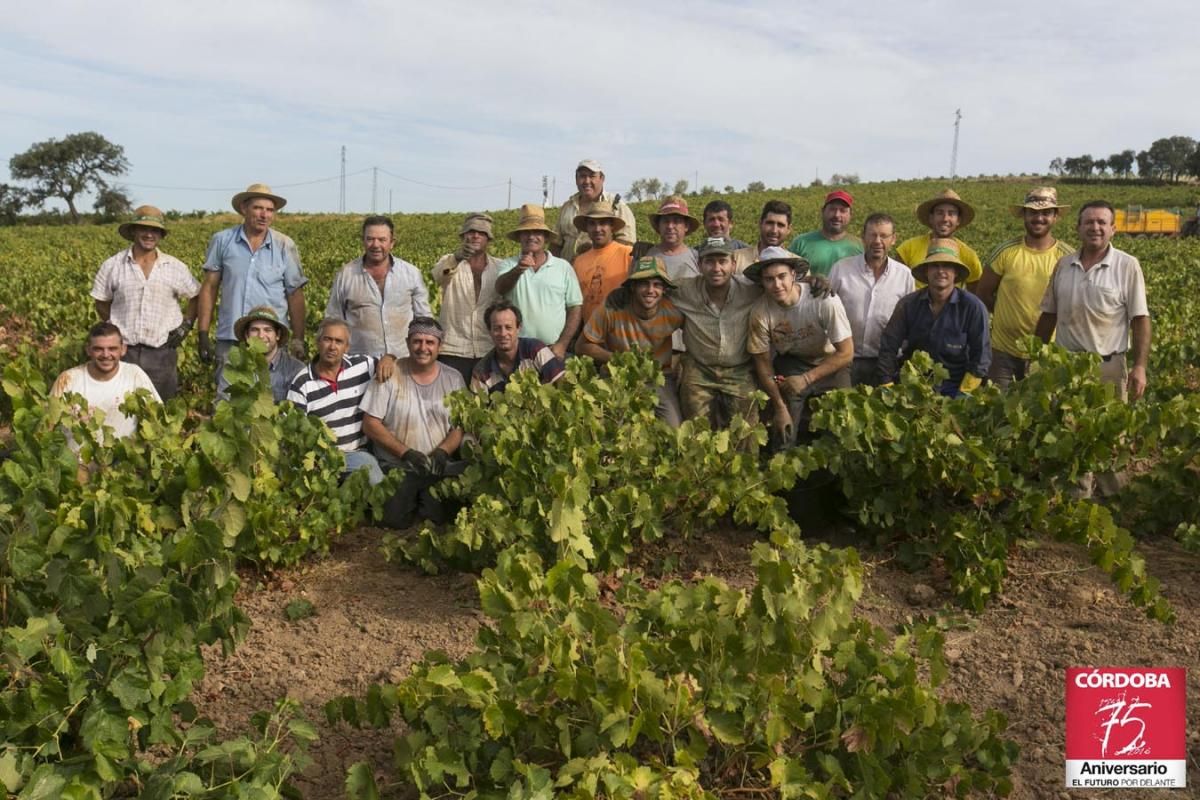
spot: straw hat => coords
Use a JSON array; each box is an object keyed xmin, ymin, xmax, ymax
[
  {"xmin": 623, "ymin": 256, "xmax": 675, "ymax": 289},
  {"xmin": 916, "ymin": 189, "xmax": 975, "ymax": 229},
  {"xmin": 118, "ymin": 205, "xmax": 169, "ymax": 241},
  {"xmin": 744, "ymin": 246, "xmax": 810, "ymax": 283},
  {"xmin": 573, "ymin": 198, "xmax": 626, "ymax": 233},
  {"xmin": 648, "ymin": 195, "xmax": 700, "ymax": 234},
  {"xmin": 234, "ymin": 305, "xmax": 290, "ymax": 344},
  {"xmin": 231, "ymin": 183, "xmax": 287, "ymax": 213},
  {"xmin": 506, "ymin": 203, "xmax": 558, "ymax": 243},
  {"xmin": 1011, "ymin": 187, "xmax": 1070, "ymax": 218},
  {"xmin": 911, "ymin": 238, "xmax": 969, "ymax": 284}
]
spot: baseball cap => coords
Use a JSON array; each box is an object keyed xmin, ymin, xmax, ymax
[
  {"xmin": 576, "ymin": 159, "xmax": 603, "ymax": 174},
  {"xmin": 824, "ymin": 190, "xmax": 854, "ymax": 208}
]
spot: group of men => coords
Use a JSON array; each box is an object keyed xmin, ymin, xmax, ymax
[{"xmin": 55, "ymin": 162, "xmax": 1153, "ymax": 521}]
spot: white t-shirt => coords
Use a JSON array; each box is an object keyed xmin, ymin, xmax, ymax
[
  {"xmin": 747, "ymin": 284, "xmax": 853, "ymax": 364},
  {"xmin": 50, "ymin": 362, "xmax": 161, "ymax": 442},
  {"xmin": 359, "ymin": 362, "xmax": 466, "ymax": 467}
]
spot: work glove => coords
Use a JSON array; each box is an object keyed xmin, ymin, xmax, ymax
[
  {"xmin": 429, "ymin": 448, "xmax": 450, "ymax": 477},
  {"xmin": 803, "ymin": 273, "xmax": 833, "ymax": 299},
  {"xmin": 958, "ymin": 373, "xmax": 983, "ymax": 395},
  {"xmin": 401, "ymin": 448, "xmax": 431, "ymax": 475},
  {"xmin": 287, "ymin": 338, "xmax": 307, "ymax": 361},
  {"xmin": 165, "ymin": 319, "xmax": 194, "ymax": 349},
  {"xmin": 198, "ymin": 330, "xmax": 214, "ymax": 364}
]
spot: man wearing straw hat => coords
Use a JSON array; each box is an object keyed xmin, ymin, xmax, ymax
[
  {"xmin": 975, "ymin": 187, "xmax": 1074, "ymax": 388},
  {"xmin": 878, "ymin": 239, "xmax": 991, "ymax": 396},
  {"xmin": 745, "ymin": 247, "xmax": 853, "ymax": 449},
  {"xmin": 786, "ymin": 190, "xmax": 864, "ymax": 278},
  {"xmin": 895, "ymin": 189, "xmax": 984, "ymax": 285},
  {"xmin": 90, "ymin": 205, "xmax": 200, "ymax": 399},
  {"xmin": 432, "ymin": 213, "xmax": 502, "ymax": 383},
  {"xmin": 645, "ymin": 195, "xmax": 701, "ymax": 282},
  {"xmin": 495, "ymin": 204, "xmax": 582, "ymax": 359},
  {"xmin": 197, "ymin": 183, "xmax": 308, "ymax": 386},
  {"xmin": 553, "ymin": 159, "xmax": 636, "ymax": 263},
  {"xmin": 572, "ymin": 198, "xmax": 634, "ymax": 329},
  {"xmin": 577, "ymin": 256, "xmax": 685, "ymax": 426},
  {"xmin": 325, "ymin": 215, "xmax": 431, "ymax": 360}
]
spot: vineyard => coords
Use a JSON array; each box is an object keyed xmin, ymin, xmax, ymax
[{"xmin": 1, "ymin": 178, "xmax": 1198, "ymax": 798}]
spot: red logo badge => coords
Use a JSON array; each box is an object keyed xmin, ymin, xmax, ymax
[{"xmin": 1065, "ymin": 667, "xmax": 1186, "ymax": 789}]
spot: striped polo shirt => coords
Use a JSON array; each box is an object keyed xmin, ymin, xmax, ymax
[
  {"xmin": 581, "ymin": 297, "xmax": 683, "ymax": 369},
  {"xmin": 286, "ymin": 354, "xmax": 376, "ymax": 451}
]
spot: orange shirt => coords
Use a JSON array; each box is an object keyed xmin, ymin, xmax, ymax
[{"xmin": 572, "ymin": 242, "xmax": 633, "ymax": 327}]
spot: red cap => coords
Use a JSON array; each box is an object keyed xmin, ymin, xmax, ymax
[{"xmin": 824, "ymin": 190, "xmax": 854, "ymax": 208}]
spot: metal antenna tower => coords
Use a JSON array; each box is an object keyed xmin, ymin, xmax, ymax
[
  {"xmin": 339, "ymin": 146, "xmax": 346, "ymax": 213},
  {"xmin": 950, "ymin": 109, "xmax": 962, "ymax": 178}
]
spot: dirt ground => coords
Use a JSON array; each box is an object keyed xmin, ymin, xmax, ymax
[{"xmin": 197, "ymin": 523, "xmax": 1200, "ymax": 800}]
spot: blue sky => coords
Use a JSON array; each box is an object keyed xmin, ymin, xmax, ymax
[{"xmin": 2, "ymin": 1, "xmax": 1196, "ymax": 214}]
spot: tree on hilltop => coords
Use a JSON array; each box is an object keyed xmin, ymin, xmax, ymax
[
  {"xmin": 1107, "ymin": 150, "xmax": 1135, "ymax": 179},
  {"xmin": 9, "ymin": 132, "xmax": 129, "ymax": 224}
]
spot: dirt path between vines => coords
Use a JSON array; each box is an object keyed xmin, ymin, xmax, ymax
[{"xmin": 197, "ymin": 525, "xmax": 1199, "ymax": 800}]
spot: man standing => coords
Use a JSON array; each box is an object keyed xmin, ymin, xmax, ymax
[
  {"xmin": 220, "ymin": 306, "xmax": 306, "ymax": 403},
  {"xmin": 432, "ymin": 213, "xmax": 501, "ymax": 383},
  {"xmin": 733, "ymin": 200, "xmax": 795, "ymax": 272},
  {"xmin": 702, "ymin": 200, "xmax": 750, "ymax": 249},
  {"xmin": 1035, "ymin": 201, "xmax": 1151, "ymax": 403},
  {"xmin": 495, "ymin": 204, "xmax": 582, "ymax": 359},
  {"xmin": 577, "ymin": 256, "xmax": 685, "ymax": 426},
  {"xmin": 878, "ymin": 240, "xmax": 991, "ymax": 395},
  {"xmin": 746, "ymin": 248, "xmax": 853, "ymax": 448},
  {"xmin": 671, "ymin": 237, "xmax": 761, "ymax": 427},
  {"xmin": 895, "ymin": 189, "xmax": 983, "ymax": 285},
  {"xmin": 553, "ymin": 159, "xmax": 636, "ymax": 262},
  {"xmin": 51, "ymin": 321, "xmax": 161, "ymax": 442},
  {"xmin": 786, "ymin": 190, "xmax": 864, "ymax": 278},
  {"xmin": 360, "ymin": 319, "xmax": 466, "ymax": 527},
  {"xmin": 646, "ymin": 195, "xmax": 701, "ymax": 282},
  {"xmin": 470, "ymin": 300, "xmax": 565, "ymax": 394},
  {"xmin": 829, "ymin": 213, "xmax": 915, "ymax": 386},
  {"xmin": 287, "ymin": 318, "xmax": 387, "ymax": 485},
  {"xmin": 198, "ymin": 183, "xmax": 307, "ymax": 384},
  {"xmin": 325, "ymin": 215, "xmax": 431, "ymax": 360},
  {"xmin": 571, "ymin": 199, "xmax": 634, "ymax": 329},
  {"xmin": 975, "ymin": 188, "xmax": 1074, "ymax": 388},
  {"xmin": 91, "ymin": 205, "xmax": 199, "ymax": 399}
]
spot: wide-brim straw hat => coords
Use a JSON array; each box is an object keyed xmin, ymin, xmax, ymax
[
  {"xmin": 506, "ymin": 203, "xmax": 559, "ymax": 243},
  {"xmin": 573, "ymin": 199, "xmax": 627, "ymax": 233},
  {"xmin": 232, "ymin": 183, "xmax": 287, "ymax": 213},
  {"xmin": 1011, "ymin": 187, "xmax": 1070, "ymax": 218},
  {"xmin": 234, "ymin": 305, "xmax": 290, "ymax": 344},
  {"xmin": 916, "ymin": 189, "xmax": 975, "ymax": 229},
  {"xmin": 118, "ymin": 205, "xmax": 169, "ymax": 241},
  {"xmin": 623, "ymin": 256, "xmax": 675, "ymax": 289},
  {"xmin": 744, "ymin": 246, "xmax": 810, "ymax": 283},
  {"xmin": 912, "ymin": 239, "xmax": 970, "ymax": 284},
  {"xmin": 648, "ymin": 195, "xmax": 700, "ymax": 234}
]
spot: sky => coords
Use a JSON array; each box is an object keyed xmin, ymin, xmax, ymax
[{"xmin": 2, "ymin": 1, "xmax": 1197, "ymax": 215}]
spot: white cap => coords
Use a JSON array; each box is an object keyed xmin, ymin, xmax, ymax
[{"xmin": 576, "ymin": 159, "xmax": 603, "ymax": 174}]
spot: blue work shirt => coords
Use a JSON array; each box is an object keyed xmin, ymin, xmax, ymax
[
  {"xmin": 203, "ymin": 226, "xmax": 307, "ymax": 341},
  {"xmin": 877, "ymin": 287, "xmax": 991, "ymax": 392}
]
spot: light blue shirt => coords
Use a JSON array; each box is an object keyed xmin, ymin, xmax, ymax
[
  {"xmin": 203, "ymin": 226, "xmax": 307, "ymax": 341},
  {"xmin": 497, "ymin": 254, "xmax": 582, "ymax": 345}
]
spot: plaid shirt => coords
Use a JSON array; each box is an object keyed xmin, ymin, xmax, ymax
[{"xmin": 90, "ymin": 248, "xmax": 200, "ymax": 347}]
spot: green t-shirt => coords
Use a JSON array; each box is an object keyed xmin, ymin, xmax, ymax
[{"xmin": 787, "ymin": 231, "xmax": 864, "ymax": 277}]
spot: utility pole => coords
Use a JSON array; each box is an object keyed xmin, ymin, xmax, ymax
[
  {"xmin": 339, "ymin": 146, "xmax": 346, "ymax": 213},
  {"xmin": 551, "ymin": 177, "xmax": 556, "ymax": 206},
  {"xmin": 541, "ymin": 175, "xmax": 548, "ymax": 207},
  {"xmin": 389, "ymin": 189, "xmax": 393, "ymax": 215},
  {"xmin": 950, "ymin": 108, "xmax": 962, "ymax": 179},
  {"xmin": 371, "ymin": 166, "xmax": 378, "ymax": 213},
  {"xmin": 507, "ymin": 178, "xmax": 512, "ymax": 209}
]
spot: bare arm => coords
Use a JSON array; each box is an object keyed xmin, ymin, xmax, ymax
[
  {"xmin": 575, "ymin": 338, "xmax": 613, "ymax": 363},
  {"xmin": 1127, "ymin": 315, "xmax": 1151, "ymax": 400},
  {"xmin": 435, "ymin": 427, "xmax": 465, "ymax": 456},
  {"xmin": 1034, "ymin": 312, "xmax": 1057, "ymax": 344},
  {"xmin": 287, "ymin": 287, "xmax": 306, "ymax": 343},
  {"xmin": 804, "ymin": 337, "xmax": 854, "ymax": 384},
  {"xmin": 752, "ymin": 350, "xmax": 787, "ymax": 412},
  {"xmin": 974, "ymin": 266, "xmax": 1001, "ymax": 312},
  {"xmin": 495, "ymin": 265, "xmax": 526, "ymax": 296},
  {"xmin": 551, "ymin": 306, "xmax": 583, "ymax": 359},
  {"xmin": 197, "ymin": 271, "xmax": 221, "ymax": 333},
  {"xmin": 183, "ymin": 295, "xmax": 198, "ymax": 323},
  {"xmin": 94, "ymin": 299, "xmax": 111, "ymax": 321},
  {"xmin": 362, "ymin": 413, "xmax": 412, "ymax": 460}
]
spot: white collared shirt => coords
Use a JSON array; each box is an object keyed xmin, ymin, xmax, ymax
[
  {"xmin": 828, "ymin": 254, "xmax": 915, "ymax": 358},
  {"xmin": 1040, "ymin": 245, "xmax": 1149, "ymax": 356}
]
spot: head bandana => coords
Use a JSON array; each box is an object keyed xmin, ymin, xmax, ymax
[{"xmin": 407, "ymin": 316, "xmax": 445, "ymax": 342}]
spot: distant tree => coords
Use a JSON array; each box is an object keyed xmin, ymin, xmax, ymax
[
  {"xmin": 1063, "ymin": 155, "xmax": 1095, "ymax": 178},
  {"xmin": 644, "ymin": 178, "xmax": 664, "ymax": 199},
  {"xmin": 627, "ymin": 179, "xmax": 646, "ymax": 202},
  {"xmin": 672, "ymin": 179, "xmax": 689, "ymax": 196},
  {"xmin": 1185, "ymin": 147, "xmax": 1200, "ymax": 181},
  {"xmin": 1092, "ymin": 158, "xmax": 1109, "ymax": 176},
  {"xmin": 1136, "ymin": 150, "xmax": 1155, "ymax": 178},
  {"xmin": 93, "ymin": 185, "xmax": 132, "ymax": 222},
  {"xmin": 1048, "ymin": 157, "xmax": 1065, "ymax": 176},
  {"xmin": 830, "ymin": 173, "xmax": 860, "ymax": 185},
  {"xmin": 0, "ymin": 183, "xmax": 27, "ymax": 225},
  {"xmin": 1107, "ymin": 150, "xmax": 1135, "ymax": 178},
  {"xmin": 1146, "ymin": 136, "xmax": 1197, "ymax": 182},
  {"xmin": 9, "ymin": 131, "xmax": 129, "ymax": 224},
  {"xmin": 746, "ymin": 181, "xmax": 766, "ymax": 192},
  {"xmin": 810, "ymin": 176, "xmax": 824, "ymax": 187},
  {"xmin": 722, "ymin": 185, "xmax": 735, "ymax": 194},
  {"xmin": 699, "ymin": 184, "xmax": 716, "ymax": 195}
]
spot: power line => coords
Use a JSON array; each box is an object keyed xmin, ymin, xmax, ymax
[
  {"xmin": 375, "ymin": 167, "xmax": 511, "ymax": 191},
  {"xmin": 124, "ymin": 168, "xmax": 373, "ymax": 192}
]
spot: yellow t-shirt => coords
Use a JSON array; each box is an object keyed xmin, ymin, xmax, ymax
[
  {"xmin": 986, "ymin": 237, "xmax": 1074, "ymax": 357},
  {"xmin": 895, "ymin": 233, "xmax": 984, "ymax": 284}
]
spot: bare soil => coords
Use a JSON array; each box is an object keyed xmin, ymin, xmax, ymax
[{"xmin": 197, "ymin": 524, "xmax": 1200, "ymax": 800}]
